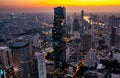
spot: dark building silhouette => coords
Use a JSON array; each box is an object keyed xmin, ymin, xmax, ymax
[
  {"xmin": 108, "ymin": 15, "xmax": 118, "ymax": 31},
  {"xmin": 52, "ymin": 7, "xmax": 66, "ymax": 70},
  {"xmin": 81, "ymin": 10, "xmax": 84, "ymax": 21},
  {"xmin": 108, "ymin": 16, "xmax": 120, "ymax": 45},
  {"xmin": 111, "ymin": 27, "xmax": 117, "ymax": 45},
  {"xmin": 80, "ymin": 10, "xmax": 85, "ymax": 38},
  {"xmin": 82, "ymin": 35, "xmax": 92, "ymax": 51},
  {"xmin": 73, "ymin": 18, "xmax": 80, "ymax": 32}
]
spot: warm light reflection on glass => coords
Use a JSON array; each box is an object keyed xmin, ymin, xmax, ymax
[{"xmin": 14, "ymin": 67, "xmax": 19, "ymax": 72}]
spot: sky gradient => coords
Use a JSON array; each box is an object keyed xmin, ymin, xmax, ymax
[{"xmin": 0, "ymin": 0, "xmax": 120, "ymax": 13}]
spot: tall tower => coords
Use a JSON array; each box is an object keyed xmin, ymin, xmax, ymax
[
  {"xmin": 108, "ymin": 15, "xmax": 118, "ymax": 32},
  {"xmin": 52, "ymin": 6, "xmax": 66, "ymax": 71},
  {"xmin": 81, "ymin": 10, "xmax": 84, "ymax": 21},
  {"xmin": 80, "ymin": 10, "xmax": 84, "ymax": 38},
  {"xmin": 111, "ymin": 27, "xmax": 117, "ymax": 45},
  {"xmin": 34, "ymin": 52, "xmax": 47, "ymax": 78},
  {"xmin": 9, "ymin": 41, "xmax": 32, "ymax": 78},
  {"xmin": 73, "ymin": 18, "xmax": 80, "ymax": 32},
  {"xmin": 86, "ymin": 49, "xmax": 97, "ymax": 68}
]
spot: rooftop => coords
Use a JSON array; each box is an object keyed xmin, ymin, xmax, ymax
[
  {"xmin": 0, "ymin": 46, "xmax": 8, "ymax": 50},
  {"xmin": 35, "ymin": 52, "xmax": 42, "ymax": 57},
  {"xmin": 9, "ymin": 41, "xmax": 29, "ymax": 48}
]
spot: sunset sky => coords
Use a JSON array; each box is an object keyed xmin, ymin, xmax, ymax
[{"xmin": 0, "ymin": 0, "xmax": 120, "ymax": 13}]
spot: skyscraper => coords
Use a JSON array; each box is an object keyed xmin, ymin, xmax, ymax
[
  {"xmin": 80, "ymin": 10, "xmax": 84, "ymax": 38},
  {"xmin": 81, "ymin": 10, "xmax": 84, "ymax": 21},
  {"xmin": 0, "ymin": 47, "xmax": 14, "ymax": 78},
  {"xmin": 111, "ymin": 27, "xmax": 117, "ymax": 45},
  {"xmin": 0, "ymin": 47, "xmax": 13, "ymax": 69},
  {"xmin": 67, "ymin": 16, "xmax": 73, "ymax": 35},
  {"xmin": 52, "ymin": 6, "xmax": 66, "ymax": 71},
  {"xmin": 86, "ymin": 49, "xmax": 97, "ymax": 68},
  {"xmin": 34, "ymin": 52, "xmax": 47, "ymax": 78},
  {"xmin": 82, "ymin": 35, "xmax": 92, "ymax": 51},
  {"xmin": 9, "ymin": 41, "xmax": 32, "ymax": 78},
  {"xmin": 73, "ymin": 18, "xmax": 80, "ymax": 32},
  {"xmin": 108, "ymin": 15, "xmax": 118, "ymax": 32}
]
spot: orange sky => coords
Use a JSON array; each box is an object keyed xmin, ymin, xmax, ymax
[{"xmin": 0, "ymin": 0, "xmax": 120, "ymax": 13}]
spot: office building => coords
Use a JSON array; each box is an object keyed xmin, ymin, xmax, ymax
[
  {"xmin": 86, "ymin": 49, "xmax": 97, "ymax": 68},
  {"xmin": 67, "ymin": 16, "xmax": 73, "ymax": 35},
  {"xmin": 80, "ymin": 10, "xmax": 84, "ymax": 38},
  {"xmin": 81, "ymin": 10, "xmax": 84, "ymax": 21},
  {"xmin": 33, "ymin": 36, "xmax": 39, "ymax": 47},
  {"xmin": 0, "ymin": 47, "xmax": 14, "ymax": 78},
  {"xmin": 9, "ymin": 41, "xmax": 32, "ymax": 78},
  {"xmin": 82, "ymin": 35, "xmax": 92, "ymax": 51},
  {"xmin": 33, "ymin": 36, "xmax": 43, "ymax": 48},
  {"xmin": 108, "ymin": 15, "xmax": 118, "ymax": 32},
  {"xmin": 34, "ymin": 52, "xmax": 47, "ymax": 78},
  {"xmin": 111, "ymin": 27, "xmax": 117, "ymax": 45},
  {"xmin": 52, "ymin": 6, "xmax": 66, "ymax": 70},
  {"xmin": 73, "ymin": 18, "xmax": 80, "ymax": 33}
]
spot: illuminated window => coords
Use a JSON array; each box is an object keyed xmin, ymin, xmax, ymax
[{"xmin": 61, "ymin": 22, "xmax": 64, "ymax": 26}]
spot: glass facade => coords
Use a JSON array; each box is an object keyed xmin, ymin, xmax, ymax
[{"xmin": 52, "ymin": 7, "xmax": 66, "ymax": 70}]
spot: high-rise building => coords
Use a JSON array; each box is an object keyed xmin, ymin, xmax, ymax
[
  {"xmin": 73, "ymin": 18, "xmax": 80, "ymax": 33},
  {"xmin": 85, "ymin": 49, "xmax": 97, "ymax": 68},
  {"xmin": 33, "ymin": 35, "xmax": 43, "ymax": 48},
  {"xmin": 34, "ymin": 52, "xmax": 47, "ymax": 78},
  {"xmin": 82, "ymin": 35, "xmax": 92, "ymax": 51},
  {"xmin": 0, "ymin": 47, "xmax": 14, "ymax": 78},
  {"xmin": 108, "ymin": 15, "xmax": 118, "ymax": 32},
  {"xmin": 81, "ymin": 10, "xmax": 84, "ymax": 21},
  {"xmin": 9, "ymin": 41, "xmax": 32, "ymax": 78},
  {"xmin": 111, "ymin": 27, "xmax": 117, "ymax": 45},
  {"xmin": 52, "ymin": 6, "xmax": 66, "ymax": 70},
  {"xmin": 67, "ymin": 16, "xmax": 73, "ymax": 35},
  {"xmin": 80, "ymin": 10, "xmax": 84, "ymax": 38}
]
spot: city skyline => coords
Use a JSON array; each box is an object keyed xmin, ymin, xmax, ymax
[
  {"xmin": 0, "ymin": 4, "xmax": 120, "ymax": 78},
  {"xmin": 0, "ymin": 0, "xmax": 120, "ymax": 13}
]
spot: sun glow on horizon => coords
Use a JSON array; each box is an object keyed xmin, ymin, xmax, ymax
[
  {"xmin": 0, "ymin": 0, "xmax": 120, "ymax": 13},
  {"xmin": 0, "ymin": 0, "xmax": 120, "ymax": 8}
]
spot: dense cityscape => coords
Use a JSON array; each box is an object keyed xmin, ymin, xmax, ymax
[{"xmin": 0, "ymin": 6, "xmax": 120, "ymax": 78}]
